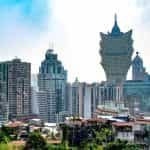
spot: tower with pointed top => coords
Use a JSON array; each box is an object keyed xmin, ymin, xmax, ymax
[
  {"xmin": 132, "ymin": 52, "xmax": 148, "ymax": 81},
  {"xmin": 100, "ymin": 14, "xmax": 134, "ymax": 84},
  {"xmin": 38, "ymin": 48, "xmax": 67, "ymax": 122}
]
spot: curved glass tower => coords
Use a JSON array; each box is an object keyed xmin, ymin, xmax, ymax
[
  {"xmin": 100, "ymin": 15, "xmax": 134, "ymax": 84},
  {"xmin": 38, "ymin": 49, "xmax": 67, "ymax": 122}
]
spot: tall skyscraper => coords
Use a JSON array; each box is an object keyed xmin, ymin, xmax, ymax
[
  {"xmin": 0, "ymin": 58, "xmax": 31, "ymax": 120},
  {"xmin": 0, "ymin": 63, "xmax": 9, "ymax": 123},
  {"xmin": 31, "ymin": 74, "xmax": 39, "ymax": 115},
  {"xmin": 37, "ymin": 91, "xmax": 49, "ymax": 122},
  {"xmin": 71, "ymin": 79, "xmax": 80, "ymax": 117},
  {"xmin": 68, "ymin": 79, "xmax": 97, "ymax": 119},
  {"xmin": 8, "ymin": 58, "xmax": 31, "ymax": 119},
  {"xmin": 66, "ymin": 83, "xmax": 73, "ymax": 115},
  {"xmin": 99, "ymin": 14, "xmax": 134, "ymax": 84},
  {"xmin": 38, "ymin": 49, "xmax": 67, "ymax": 122}
]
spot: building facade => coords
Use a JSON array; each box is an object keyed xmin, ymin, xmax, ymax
[
  {"xmin": 132, "ymin": 52, "xmax": 149, "ymax": 81},
  {"xmin": 0, "ymin": 62, "xmax": 9, "ymax": 124},
  {"xmin": 98, "ymin": 81, "xmax": 122, "ymax": 106},
  {"xmin": 66, "ymin": 83, "xmax": 73, "ymax": 115},
  {"xmin": 123, "ymin": 80, "xmax": 150, "ymax": 115},
  {"xmin": 67, "ymin": 79, "xmax": 93, "ymax": 118},
  {"xmin": 67, "ymin": 79, "xmax": 124, "ymax": 119},
  {"xmin": 37, "ymin": 91, "xmax": 49, "ymax": 122},
  {"xmin": 31, "ymin": 74, "xmax": 39, "ymax": 115},
  {"xmin": 0, "ymin": 58, "xmax": 31, "ymax": 120},
  {"xmin": 99, "ymin": 15, "xmax": 134, "ymax": 84},
  {"xmin": 8, "ymin": 58, "xmax": 31, "ymax": 119},
  {"xmin": 38, "ymin": 49, "xmax": 67, "ymax": 122},
  {"xmin": 122, "ymin": 52, "xmax": 150, "ymax": 115}
]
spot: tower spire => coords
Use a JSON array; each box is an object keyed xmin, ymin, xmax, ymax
[
  {"xmin": 111, "ymin": 13, "xmax": 122, "ymax": 36},
  {"xmin": 114, "ymin": 13, "xmax": 117, "ymax": 25},
  {"xmin": 49, "ymin": 41, "xmax": 54, "ymax": 50}
]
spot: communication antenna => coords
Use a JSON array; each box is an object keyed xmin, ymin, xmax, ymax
[{"xmin": 49, "ymin": 41, "xmax": 54, "ymax": 50}]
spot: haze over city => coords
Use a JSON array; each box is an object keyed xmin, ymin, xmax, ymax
[
  {"xmin": 1, "ymin": 1, "xmax": 150, "ymax": 149},
  {"xmin": 0, "ymin": 0, "xmax": 150, "ymax": 82}
]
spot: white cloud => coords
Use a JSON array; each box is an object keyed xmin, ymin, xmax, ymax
[
  {"xmin": 1, "ymin": 0, "xmax": 150, "ymax": 83},
  {"xmin": 50, "ymin": 0, "xmax": 146, "ymax": 82},
  {"xmin": 0, "ymin": 0, "xmax": 51, "ymax": 74}
]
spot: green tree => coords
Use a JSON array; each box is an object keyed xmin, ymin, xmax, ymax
[
  {"xmin": 104, "ymin": 139, "xmax": 141, "ymax": 150},
  {"xmin": 94, "ymin": 127, "xmax": 112, "ymax": 145},
  {"xmin": 123, "ymin": 143, "xmax": 141, "ymax": 150},
  {"xmin": 1, "ymin": 125, "xmax": 17, "ymax": 141},
  {"xmin": 61, "ymin": 124, "xmax": 69, "ymax": 149},
  {"xmin": 47, "ymin": 144, "xmax": 70, "ymax": 150},
  {"xmin": 24, "ymin": 131, "xmax": 48, "ymax": 150},
  {"xmin": 0, "ymin": 131, "xmax": 10, "ymax": 143}
]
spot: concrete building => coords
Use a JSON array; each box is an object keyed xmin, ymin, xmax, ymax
[
  {"xmin": 38, "ymin": 49, "xmax": 67, "ymax": 122},
  {"xmin": 83, "ymin": 84, "xmax": 92, "ymax": 118},
  {"xmin": 67, "ymin": 80, "xmax": 100, "ymax": 119},
  {"xmin": 37, "ymin": 91, "xmax": 49, "ymax": 122},
  {"xmin": 99, "ymin": 81, "xmax": 122, "ymax": 105},
  {"xmin": 31, "ymin": 74, "xmax": 39, "ymax": 115},
  {"xmin": 123, "ymin": 80, "xmax": 150, "ymax": 115},
  {"xmin": 91, "ymin": 83, "xmax": 100, "ymax": 118},
  {"xmin": 132, "ymin": 52, "xmax": 149, "ymax": 81},
  {"xmin": 37, "ymin": 90, "xmax": 57, "ymax": 123},
  {"xmin": 122, "ymin": 52, "xmax": 150, "ymax": 115},
  {"xmin": 99, "ymin": 14, "xmax": 134, "ymax": 84},
  {"xmin": 67, "ymin": 79, "xmax": 92, "ymax": 118},
  {"xmin": 8, "ymin": 58, "xmax": 31, "ymax": 119},
  {"xmin": 71, "ymin": 79, "xmax": 81, "ymax": 117},
  {"xmin": 31, "ymin": 87, "xmax": 39, "ymax": 115},
  {"xmin": 66, "ymin": 83, "xmax": 73, "ymax": 115},
  {"xmin": 0, "ymin": 62, "xmax": 9, "ymax": 124},
  {"xmin": 67, "ymin": 80, "xmax": 124, "ymax": 119},
  {"xmin": 0, "ymin": 58, "xmax": 31, "ymax": 120}
]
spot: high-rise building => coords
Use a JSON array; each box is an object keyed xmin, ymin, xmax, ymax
[
  {"xmin": 37, "ymin": 91, "xmax": 49, "ymax": 122},
  {"xmin": 66, "ymin": 83, "xmax": 73, "ymax": 115},
  {"xmin": 8, "ymin": 58, "xmax": 31, "ymax": 119},
  {"xmin": 0, "ymin": 58, "xmax": 31, "ymax": 120},
  {"xmin": 31, "ymin": 87, "xmax": 39, "ymax": 115},
  {"xmin": 38, "ymin": 49, "xmax": 67, "ymax": 122},
  {"xmin": 123, "ymin": 52, "xmax": 150, "ymax": 115},
  {"xmin": 99, "ymin": 14, "xmax": 134, "ymax": 84},
  {"xmin": 67, "ymin": 80, "xmax": 124, "ymax": 118},
  {"xmin": 71, "ymin": 79, "xmax": 80, "ymax": 117},
  {"xmin": 70, "ymin": 79, "xmax": 91, "ymax": 118},
  {"xmin": 83, "ymin": 84, "xmax": 92, "ymax": 118},
  {"xmin": 68, "ymin": 79, "xmax": 98, "ymax": 119},
  {"xmin": 123, "ymin": 80, "xmax": 150, "ymax": 115},
  {"xmin": 132, "ymin": 52, "xmax": 149, "ymax": 81},
  {"xmin": 31, "ymin": 74, "xmax": 39, "ymax": 115},
  {"xmin": 99, "ymin": 81, "xmax": 122, "ymax": 105},
  {"xmin": 0, "ymin": 63, "xmax": 9, "ymax": 124},
  {"xmin": 91, "ymin": 83, "xmax": 100, "ymax": 118}
]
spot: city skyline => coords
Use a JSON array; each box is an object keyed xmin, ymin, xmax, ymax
[{"xmin": 0, "ymin": 0, "xmax": 150, "ymax": 83}]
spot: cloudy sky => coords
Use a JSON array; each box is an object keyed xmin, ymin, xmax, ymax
[{"xmin": 0, "ymin": 0, "xmax": 150, "ymax": 83}]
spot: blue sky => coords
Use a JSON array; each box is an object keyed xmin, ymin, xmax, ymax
[
  {"xmin": 0, "ymin": 0, "xmax": 50, "ymax": 29},
  {"xmin": 0, "ymin": 0, "xmax": 51, "ymax": 70},
  {"xmin": 0, "ymin": 0, "xmax": 150, "ymax": 82}
]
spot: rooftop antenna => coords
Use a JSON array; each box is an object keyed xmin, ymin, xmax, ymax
[
  {"xmin": 49, "ymin": 41, "xmax": 54, "ymax": 50},
  {"xmin": 48, "ymin": 41, "xmax": 54, "ymax": 53},
  {"xmin": 114, "ymin": 13, "xmax": 117, "ymax": 24}
]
